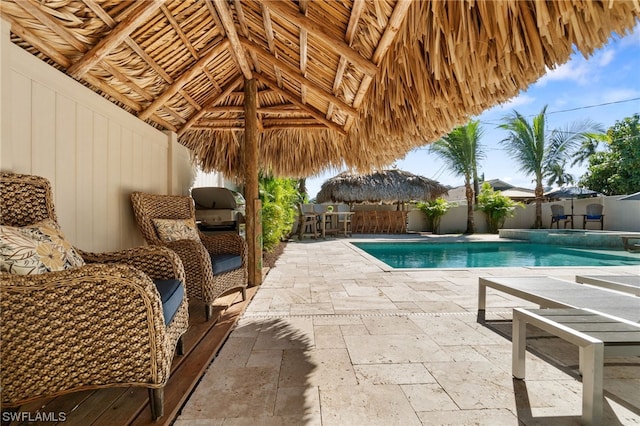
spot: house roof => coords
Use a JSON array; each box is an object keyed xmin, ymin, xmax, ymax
[
  {"xmin": 1, "ymin": 1, "xmax": 638, "ymax": 178},
  {"xmin": 444, "ymin": 180, "xmax": 535, "ymax": 202}
]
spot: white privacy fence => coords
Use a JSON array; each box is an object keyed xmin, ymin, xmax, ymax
[{"xmin": 406, "ymin": 195, "xmax": 640, "ymax": 234}]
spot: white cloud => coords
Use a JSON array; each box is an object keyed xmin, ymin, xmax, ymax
[
  {"xmin": 494, "ymin": 94, "xmax": 536, "ymax": 111},
  {"xmin": 597, "ymin": 48, "xmax": 615, "ymax": 67},
  {"xmin": 601, "ymin": 88, "xmax": 640, "ymax": 103},
  {"xmin": 537, "ymin": 60, "xmax": 592, "ymax": 86}
]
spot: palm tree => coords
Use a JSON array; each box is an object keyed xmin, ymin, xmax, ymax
[
  {"xmin": 430, "ymin": 120, "xmax": 484, "ymax": 234},
  {"xmin": 499, "ymin": 105, "xmax": 603, "ymax": 228},
  {"xmin": 545, "ymin": 160, "xmax": 574, "ymax": 187}
]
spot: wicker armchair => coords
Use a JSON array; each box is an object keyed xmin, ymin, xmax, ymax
[
  {"xmin": 130, "ymin": 192, "xmax": 247, "ymax": 320},
  {"xmin": 0, "ymin": 172, "xmax": 189, "ymax": 420}
]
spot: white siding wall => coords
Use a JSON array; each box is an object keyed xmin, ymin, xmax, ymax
[{"xmin": 0, "ymin": 20, "xmax": 197, "ymax": 251}]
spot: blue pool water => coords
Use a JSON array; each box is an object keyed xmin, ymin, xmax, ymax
[{"xmin": 352, "ymin": 242, "xmax": 640, "ymax": 269}]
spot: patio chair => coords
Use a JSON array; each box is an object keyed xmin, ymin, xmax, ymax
[
  {"xmin": 0, "ymin": 172, "xmax": 189, "ymax": 420},
  {"xmin": 336, "ymin": 204, "xmax": 353, "ymax": 237},
  {"xmin": 297, "ymin": 203, "xmax": 319, "ymax": 239},
  {"xmin": 582, "ymin": 203, "xmax": 604, "ymax": 230},
  {"xmin": 550, "ymin": 204, "xmax": 572, "ymax": 229},
  {"xmin": 131, "ymin": 192, "xmax": 247, "ymax": 320}
]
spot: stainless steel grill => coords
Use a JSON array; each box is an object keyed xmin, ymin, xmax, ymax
[{"xmin": 191, "ymin": 187, "xmax": 245, "ymax": 231}]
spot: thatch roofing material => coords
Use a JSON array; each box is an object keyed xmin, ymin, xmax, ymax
[
  {"xmin": 1, "ymin": 1, "xmax": 638, "ymax": 178},
  {"xmin": 316, "ymin": 170, "xmax": 449, "ymax": 204}
]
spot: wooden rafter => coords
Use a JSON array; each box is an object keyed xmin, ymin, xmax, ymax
[
  {"xmin": 206, "ymin": 105, "xmax": 308, "ymax": 115},
  {"xmin": 259, "ymin": 3, "xmax": 284, "ymax": 89},
  {"xmin": 16, "ymin": 0, "xmax": 86, "ymax": 52},
  {"xmin": 178, "ymin": 76, "xmax": 244, "ymax": 135},
  {"xmin": 263, "ymin": 1, "xmax": 378, "ymax": 76},
  {"xmin": 233, "ymin": 0, "xmax": 261, "ymax": 73},
  {"xmin": 328, "ymin": 0, "xmax": 364, "ymax": 121},
  {"xmin": 160, "ymin": 4, "xmax": 199, "ymax": 59},
  {"xmin": 67, "ymin": 0, "xmax": 163, "ymax": 78},
  {"xmin": 241, "ymin": 38, "xmax": 356, "ymax": 116},
  {"xmin": 345, "ymin": 0, "xmax": 365, "ymax": 46},
  {"xmin": 204, "ymin": 0, "xmax": 225, "ymax": 36},
  {"xmin": 83, "ymin": 0, "xmax": 175, "ymax": 84},
  {"xmin": 298, "ymin": 1, "xmax": 309, "ymax": 105},
  {"xmin": 212, "ymin": 0, "xmax": 253, "ymax": 79},
  {"xmin": 372, "ymin": 0, "xmax": 412, "ymax": 64},
  {"xmin": 345, "ymin": 0, "xmax": 412, "ymax": 131},
  {"xmin": 139, "ymin": 39, "xmax": 229, "ymax": 121},
  {"xmin": 254, "ymin": 73, "xmax": 346, "ymax": 135}
]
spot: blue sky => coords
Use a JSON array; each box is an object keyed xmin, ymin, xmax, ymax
[{"xmin": 306, "ymin": 23, "xmax": 640, "ymax": 199}]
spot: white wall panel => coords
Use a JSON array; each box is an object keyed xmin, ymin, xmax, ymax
[
  {"xmin": 55, "ymin": 94, "xmax": 77, "ymax": 242},
  {"xmin": 0, "ymin": 25, "xmax": 196, "ymax": 251}
]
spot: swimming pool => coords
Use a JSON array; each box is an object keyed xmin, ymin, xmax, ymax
[{"xmin": 351, "ymin": 241, "xmax": 640, "ymax": 269}]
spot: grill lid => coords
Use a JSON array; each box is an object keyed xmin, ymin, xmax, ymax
[{"xmin": 192, "ymin": 187, "xmax": 245, "ymax": 210}]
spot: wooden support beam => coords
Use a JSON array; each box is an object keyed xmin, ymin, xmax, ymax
[
  {"xmin": 263, "ymin": 124, "xmax": 329, "ymax": 130},
  {"xmin": 83, "ymin": 0, "xmax": 175, "ymax": 84},
  {"xmin": 160, "ymin": 4, "xmax": 199, "ymax": 59},
  {"xmin": 205, "ymin": 105, "xmax": 307, "ymax": 115},
  {"xmin": 67, "ymin": 0, "xmax": 163, "ymax": 78},
  {"xmin": 244, "ymin": 78, "xmax": 261, "ymax": 286},
  {"xmin": 178, "ymin": 76, "xmax": 243, "ymax": 135},
  {"xmin": 139, "ymin": 39, "xmax": 229, "ymax": 120},
  {"xmin": 346, "ymin": 0, "xmax": 412, "ymax": 131},
  {"xmin": 212, "ymin": 0, "xmax": 253, "ymax": 79},
  {"xmin": 234, "ymin": 0, "xmax": 261, "ymax": 73},
  {"xmin": 345, "ymin": 0, "xmax": 366, "ymax": 46},
  {"xmin": 241, "ymin": 38, "xmax": 357, "ymax": 116},
  {"xmin": 263, "ymin": 1, "xmax": 378, "ymax": 76},
  {"xmin": 17, "ymin": 0, "xmax": 86, "ymax": 52},
  {"xmin": 372, "ymin": 0, "xmax": 412, "ymax": 64},
  {"xmin": 254, "ymin": 73, "xmax": 346, "ymax": 135}
]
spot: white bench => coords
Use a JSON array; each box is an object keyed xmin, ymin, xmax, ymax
[
  {"xmin": 575, "ymin": 274, "xmax": 640, "ymax": 297},
  {"xmin": 512, "ymin": 308, "xmax": 640, "ymax": 425},
  {"xmin": 477, "ymin": 276, "xmax": 640, "ymax": 323}
]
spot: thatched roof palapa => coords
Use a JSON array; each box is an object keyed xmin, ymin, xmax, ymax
[
  {"xmin": 316, "ymin": 170, "xmax": 449, "ymax": 204},
  {"xmin": 1, "ymin": 1, "xmax": 639, "ymax": 178}
]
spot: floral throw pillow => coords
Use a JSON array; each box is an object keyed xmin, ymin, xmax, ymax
[
  {"xmin": 153, "ymin": 218, "xmax": 200, "ymax": 242},
  {"xmin": 0, "ymin": 219, "xmax": 85, "ymax": 275}
]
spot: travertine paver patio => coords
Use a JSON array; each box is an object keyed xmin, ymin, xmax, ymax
[{"xmin": 175, "ymin": 235, "xmax": 640, "ymax": 425}]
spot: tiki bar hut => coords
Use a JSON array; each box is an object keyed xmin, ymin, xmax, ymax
[
  {"xmin": 316, "ymin": 170, "xmax": 449, "ymax": 205},
  {"xmin": 1, "ymin": 1, "xmax": 640, "ymax": 421}
]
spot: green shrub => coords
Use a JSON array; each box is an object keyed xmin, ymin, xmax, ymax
[
  {"xmin": 416, "ymin": 198, "xmax": 457, "ymax": 234},
  {"xmin": 475, "ymin": 183, "xmax": 523, "ymax": 233},
  {"xmin": 259, "ymin": 176, "xmax": 299, "ymax": 251}
]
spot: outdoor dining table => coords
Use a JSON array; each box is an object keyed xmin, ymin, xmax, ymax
[{"xmin": 320, "ymin": 211, "xmax": 355, "ymax": 238}]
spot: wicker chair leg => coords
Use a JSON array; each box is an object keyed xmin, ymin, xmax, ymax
[
  {"xmin": 176, "ymin": 336, "xmax": 185, "ymax": 356},
  {"xmin": 205, "ymin": 304, "xmax": 214, "ymax": 321},
  {"xmin": 149, "ymin": 387, "xmax": 164, "ymax": 420},
  {"xmin": 242, "ymin": 287, "xmax": 247, "ymax": 301}
]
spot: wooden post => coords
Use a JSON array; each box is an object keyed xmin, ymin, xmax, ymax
[{"xmin": 244, "ymin": 78, "xmax": 262, "ymax": 286}]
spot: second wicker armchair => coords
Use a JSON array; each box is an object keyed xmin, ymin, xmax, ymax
[{"xmin": 131, "ymin": 192, "xmax": 247, "ymax": 320}]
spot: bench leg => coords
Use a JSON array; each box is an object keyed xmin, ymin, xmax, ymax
[
  {"xmin": 477, "ymin": 282, "xmax": 486, "ymax": 322},
  {"xmin": 512, "ymin": 312, "xmax": 527, "ymax": 379},
  {"xmin": 581, "ymin": 343, "xmax": 604, "ymax": 426}
]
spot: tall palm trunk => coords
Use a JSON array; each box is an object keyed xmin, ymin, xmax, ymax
[
  {"xmin": 534, "ymin": 181, "xmax": 544, "ymax": 228},
  {"xmin": 464, "ymin": 176, "xmax": 475, "ymax": 234}
]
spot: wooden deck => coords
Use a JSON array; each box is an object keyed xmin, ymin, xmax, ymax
[{"xmin": 5, "ymin": 287, "xmax": 257, "ymax": 426}]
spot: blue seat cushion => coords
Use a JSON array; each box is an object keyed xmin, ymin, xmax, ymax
[
  {"xmin": 153, "ymin": 279, "xmax": 185, "ymax": 325},
  {"xmin": 211, "ymin": 254, "xmax": 242, "ymax": 275},
  {"xmin": 586, "ymin": 215, "xmax": 601, "ymax": 220},
  {"xmin": 554, "ymin": 215, "xmax": 567, "ymax": 220}
]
